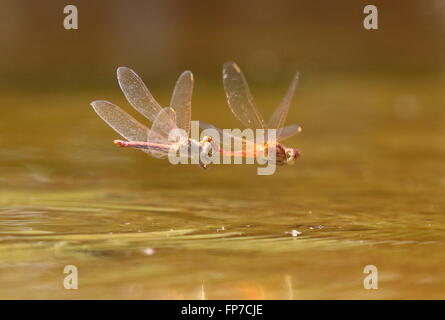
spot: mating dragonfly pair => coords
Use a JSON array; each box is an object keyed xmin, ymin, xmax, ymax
[{"xmin": 91, "ymin": 62, "xmax": 302, "ymax": 169}]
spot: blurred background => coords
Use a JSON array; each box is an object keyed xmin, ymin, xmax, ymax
[
  {"xmin": 0, "ymin": 0, "xmax": 444, "ymax": 299},
  {"xmin": 1, "ymin": 0, "xmax": 445, "ymax": 88}
]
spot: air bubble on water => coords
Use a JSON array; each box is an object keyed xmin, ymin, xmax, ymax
[
  {"xmin": 291, "ymin": 230, "xmax": 302, "ymax": 237},
  {"xmin": 144, "ymin": 248, "xmax": 155, "ymax": 256}
]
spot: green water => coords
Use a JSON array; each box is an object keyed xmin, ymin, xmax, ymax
[{"xmin": 0, "ymin": 76, "xmax": 444, "ymax": 299}]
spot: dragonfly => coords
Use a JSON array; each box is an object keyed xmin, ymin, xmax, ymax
[
  {"xmin": 91, "ymin": 67, "xmax": 214, "ymax": 169},
  {"xmin": 201, "ymin": 61, "xmax": 302, "ymax": 165}
]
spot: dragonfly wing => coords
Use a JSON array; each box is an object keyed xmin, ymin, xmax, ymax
[
  {"xmin": 148, "ymin": 107, "xmax": 184, "ymax": 158},
  {"xmin": 91, "ymin": 100, "xmax": 150, "ymax": 142},
  {"xmin": 267, "ymin": 72, "xmax": 299, "ymax": 140},
  {"xmin": 222, "ymin": 61, "xmax": 265, "ymax": 129},
  {"xmin": 170, "ymin": 70, "xmax": 193, "ymax": 136},
  {"xmin": 149, "ymin": 107, "xmax": 180, "ymax": 141},
  {"xmin": 91, "ymin": 100, "xmax": 155, "ymax": 155},
  {"xmin": 117, "ymin": 67, "xmax": 162, "ymax": 122},
  {"xmin": 276, "ymin": 124, "xmax": 302, "ymax": 142}
]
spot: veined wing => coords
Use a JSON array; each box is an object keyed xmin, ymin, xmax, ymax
[
  {"xmin": 117, "ymin": 67, "xmax": 162, "ymax": 122},
  {"xmin": 148, "ymin": 107, "xmax": 179, "ymax": 142},
  {"xmin": 257, "ymin": 124, "xmax": 302, "ymax": 144},
  {"xmin": 170, "ymin": 70, "xmax": 193, "ymax": 136},
  {"xmin": 148, "ymin": 107, "xmax": 184, "ymax": 159},
  {"xmin": 91, "ymin": 100, "xmax": 155, "ymax": 155},
  {"xmin": 268, "ymin": 72, "xmax": 299, "ymax": 141},
  {"xmin": 276, "ymin": 124, "xmax": 302, "ymax": 142},
  {"xmin": 91, "ymin": 100, "xmax": 150, "ymax": 142},
  {"xmin": 222, "ymin": 61, "xmax": 265, "ymax": 129}
]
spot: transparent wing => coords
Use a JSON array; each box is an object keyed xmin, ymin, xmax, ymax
[
  {"xmin": 276, "ymin": 124, "xmax": 302, "ymax": 142},
  {"xmin": 148, "ymin": 107, "xmax": 183, "ymax": 144},
  {"xmin": 222, "ymin": 61, "xmax": 265, "ymax": 129},
  {"xmin": 268, "ymin": 72, "xmax": 299, "ymax": 137},
  {"xmin": 170, "ymin": 70, "xmax": 193, "ymax": 136},
  {"xmin": 91, "ymin": 100, "xmax": 150, "ymax": 142},
  {"xmin": 256, "ymin": 125, "xmax": 301, "ymax": 144},
  {"xmin": 117, "ymin": 67, "xmax": 162, "ymax": 122},
  {"xmin": 91, "ymin": 100, "xmax": 155, "ymax": 155},
  {"xmin": 148, "ymin": 107, "xmax": 183, "ymax": 159}
]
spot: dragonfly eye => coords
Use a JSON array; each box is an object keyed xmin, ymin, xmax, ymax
[{"xmin": 286, "ymin": 148, "xmax": 300, "ymax": 164}]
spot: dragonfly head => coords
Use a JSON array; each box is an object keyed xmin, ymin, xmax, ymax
[{"xmin": 285, "ymin": 148, "xmax": 301, "ymax": 165}]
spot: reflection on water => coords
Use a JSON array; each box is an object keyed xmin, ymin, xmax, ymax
[{"xmin": 0, "ymin": 76, "xmax": 444, "ymax": 299}]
